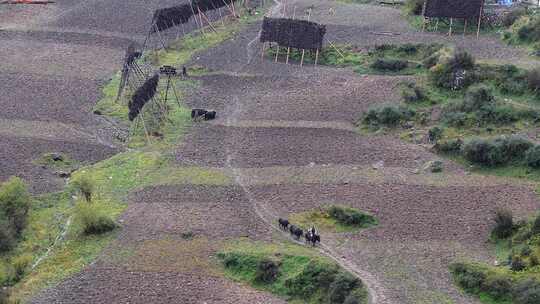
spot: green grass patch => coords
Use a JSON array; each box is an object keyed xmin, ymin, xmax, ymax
[
  {"xmin": 265, "ymin": 43, "xmax": 440, "ymax": 76},
  {"xmin": 290, "ymin": 205, "xmax": 378, "ymax": 233},
  {"xmin": 33, "ymin": 153, "xmax": 79, "ymax": 172},
  {"xmin": 218, "ymin": 239, "xmax": 368, "ymax": 304}
]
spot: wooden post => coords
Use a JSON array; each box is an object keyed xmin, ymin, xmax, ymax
[
  {"xmin": 315, "ymin": 49, "xmax": 319, "ymax": 66},
  {"xmin": 421, "ymin": 0, "xmax": 427, "ymax": 32},
  {"xmin": 300, "ymin": 49, "xmax": 305, "ymax": 67},
  {"xmin": 435, "ymin": 19, "xmax": 439, "ymax": 31},
  {"xmin": 285, "ymin": 6, "xmax": 296, "ymax": 65},
  {"xmin": 476, "ymin": 0, "xmax": 484, "ymax": 39},
  {"xmin": 197, "ymin": 7, "xmax": 206, "ymax": 35},
  {"xmin": 275, "ymin": 45, "xmax": 280, "ymax": 62},
  {"xmin": 218, "ymin": 7, "xmax": 224, "ymax": 26},
  {"xmin": 200, "ymin": 11, "xmax": 218, "ymax": 33},
  {"xmin": 261, "ymin": 42, "xmax": 266, "ymax": 61},
  {"xmin": 463, "ymin": 19, "xmax": 468, "ymax": 36},
  {"xmin": 448, "ymin": 18, "xmax": 453, "ymax": 36}
]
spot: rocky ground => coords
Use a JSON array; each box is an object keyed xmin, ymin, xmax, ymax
[{"xmin": 3, "ymin": 0, "xmax": 540, "ymax": 303}]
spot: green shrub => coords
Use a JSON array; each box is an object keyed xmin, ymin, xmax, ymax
[
  {"xmin": 441, "ymin": 111, "xmax": 468, "ymax": 127},
  {"xmin": 328, "ymin": 272, "xmax": 360, "ymax": 304},
  {"xmin": 482, "ymin": 274, "xmax": 512, "ymax": 300},
  {"xmin": 492, "ymin": 208, "xmax": 514, "ymax": 239},
  {"xmin": 285, "ymin": 260, "xmax": 339, "ymax": 297},
  {"xmin": 0, "ymin": 177, "xmax": 31, "ymax": 237},
  {"xmin": 11, "ymin": 254, "xmax": 32, "ymax": 283},
  {"xmin": 428, "ymin": 126, "xmax": 443, "ymax": 142},
  {"xmin": 72, "ymin": 175, "xmax": 94, "ymax": 202},
  {"xmin": 73, "ymin": 201, "xmax": 117, "ymax": 236},
  {"xmin": 255, "ymin": 259, "xmax": 280, "ymax": 284},
  {"xmin": 510, "ymin": 255, "xmax": 526, "ymax": 272},
  {"xmin": 401, "ymin": 83, "xmax": 427, "ymax": 103},
  {"xmin": 328, "ymin": 206, "xmax": 377, "ymax": 228},
  {"xmin": 404, "ymin": 0, "xmax": 424, "ymax": 16},
  {"xmin": 526, "ymin": 68, "xmax": 540, "ymax": 93},
  {"xmin": 462, "ymin": 136, "xmax": 533, "ymax": 167},
  {"xmin": 450, "ymin": 262, "xmax": 486, "ymax": 292},
  {"xmin": 513, "ymin": 279, "xmax": 540, "ymax": 304},
  {"xmin": 362, "ymin": 105, "xmax": 415, "ymax": 128},
  {"xmin": 516, "ymin": 16, "xmax": 540, "ymax": 43},
  {"xmin": 502, "ymin": 8, "xmax": 528, "ymax": 27},
  {"xmin": 462, "ymin": 85, "xmax": 495, "ymax": 112},
  {"xmin": 434, "ymin": 138, "xmax": 463, "ymax": 154},
  {"xmin": 430, "ymin": 50, "xmax": 476, "ymax": 90},
  {"xmin": 370, "ymin": 58, "xmax": 409, "ymax": 72},
  {"xmin": 531, "ymin": 213, "xmax": 540, "ymax": 235},
  {"xmin": 0, "ymin": 219, "xmax": 15, "ymax": 253},
  {"xmin": 526, "ymin": 146, "xmax": 540, "ymax": 168}
]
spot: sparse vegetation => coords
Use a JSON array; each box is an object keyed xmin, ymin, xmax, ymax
[
  {"xmin": 290, "ymin": 205, "xmax": 378, "ymax": 233},
  {"xmin": 362, "ymin": 104, "xmax": 415, "ymax": 128},
  {"xmin": 219, "ymin": 241, "xmax": 368, "ymax": 304},
  {"xmin": 73, "ymin": 200, "xmax": 117, "ymax": 236},
  {"xmin": 0, "ymin": 178, "xmax": 31, "ymax": 253}
]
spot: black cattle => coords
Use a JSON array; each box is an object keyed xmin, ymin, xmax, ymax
[
  {"xmin": 278, "ymin": 218, "xmax": 289, "ymax": 230},
  {"xmin": 204, "ymin": 111, "xmax": 216, "ymax": 120},
  {"xmin": 289, "ymin": 225, "xmax": 303, "ymax": 240},
  {"xmin": 191, "ymin": 109, "xmax": 207, "ymax": 119}
]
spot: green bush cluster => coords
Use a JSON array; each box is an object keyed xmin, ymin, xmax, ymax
[
  {"xmin": 434, "ymin": 138, "xmax": 463, "ymax": 154},
  {"xmin": 441, "ymin": 85, "xmax": 536, "ymax": 127},
  {"xmin": 73, "ymin": 200, "xmax": 117, "ymax": 236},
  {"xmin": 401, "ymin": 83, "xmax": 428, "ymax": 104},
  {"xmin": 450, "ymin": 262, "xmax": 540, "ymax": 303},
  {"xmin": 429, "ymin": 51, "xmax": 477, "ymax": 90},
  {"xmin": 327, "ymin": 206, "xmax": 377, "ymax": 228},
  {"xmin": 370, "ymin": 58, "xmax": 409, "ymax": 72},
  {"xmin": 527, "ymin": 68, "xmax": 540, "ymax": 94},
  {"xmin": 362, "ymin": 105, "xmax": 415, "ymax": 128},
  {"xmin": 502, "ymin": 7, "xmax": 529, "ymax": 27},
  {"xmin": 492, "ymin": 208, "xmax": 514, "ymax": 239},
  {"xmin": 462, "ymin": 136, "xmax": 533, "ymax": 167},
  {"xmin": 0, "ymin": 177, "xmax": 31, "ymax": 253},
  {"xmin": 220, "ymin": 252, "xmax": 367, "ymax": 304},
  {"xmin": 404, "ymin": 0, "xmax": 425, "ymax": 16}
]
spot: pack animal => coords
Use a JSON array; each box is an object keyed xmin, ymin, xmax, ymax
[
  {"xmin": 289, "ymin": 225, "xmax": 303, "ymax": 240},
  {"xmin": 278, "ymin": 218, "xmax": 289, "ymax": 230}
]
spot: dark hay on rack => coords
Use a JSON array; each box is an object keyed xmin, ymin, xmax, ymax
[
  {"xmin": 192, "ymin": 0, "xmax": 234, "ymax": 13},
  {"xmin": 424, "ymin": 0, "xmax": 484, "ymax": 19},
  {"xmin": 260, "ymin": 17, "xmax": 326, "ymax": 50},
  {"xmin": 129, "ymin": 74, "xmax": 160, "ymax": 121},
  {"xmin": 125, "ymin": 43, "xmax": 142, "ymax": 66},
  {"xmin": 152, "ymin": 4, "xmax": 193, "ymax": 32}
]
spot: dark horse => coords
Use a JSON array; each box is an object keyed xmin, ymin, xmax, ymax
[
  {"xmin": 305, "ymin": 231, "xmax": 320, "ymax": 246},
  {"xmin": 289, "ymin": 225, "xmax": 303, "ymax": 240},
  {"xmin": 278, "ymin": 218, "xmax": 289, "ymax": 230}
]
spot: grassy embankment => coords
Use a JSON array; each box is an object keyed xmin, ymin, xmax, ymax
[{"xmin": 0, "ymin": 12, "xmax": 257, "ymax": 302}]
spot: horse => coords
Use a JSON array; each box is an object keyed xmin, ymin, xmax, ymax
[
  {"xmin": 305, "ymin": 231, "xmax": 320, "ymax": 246},
  {"xmin": 278, "ymin": 218, "xmax": 289, "ymax": 230}
]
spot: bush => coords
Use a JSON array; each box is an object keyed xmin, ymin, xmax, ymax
[
  {"xmin": 328, "ymin": 272, "xmax": 360, "ymax": 304},
  {"xmin": 462, "ymin": 85, "xmax": 495, "ymax": 112},
  {"xmin": 362, "ymin": 105, "xmax": 415, "ymax": 128},
  {"xmin": 513, "ymin": 279, "xmax": 540, "ymax": 304},
  {"xmin": 285, "ymin": 260, "xmax": 339, "ymax": 297},
  {"xmin": 72, "ymin": 175, "xmax": 94, "ymax": 202},
  {"xmin": 450, "ymin": 262, "xmax": 486, "ymax": 292},
  {"xmin": 255, "ymin": 259, "xmax": 279, "ymax": 284},
  {"xmin": 531, "ymin": 213, "xmax": 540, "ymax": 235},
  {"xmin": 510, "ymin": 255, "xmax": 526, "ymax": 272},
  {"xmin": 12, "ymin": 254, "xmax": 32, "ymax": 283},
  {"xmin": 0, "ymin": 219, "xmax": 15, "ymax": 253},
  {"xmin": 404, "ymin": 0, "xmax": 424, "ymax": 16},
  {"xmin": 430, "ymin": 50, "xmax": 476, "ymax": 90},
  {"xmin": 370, "ymin": 58, "xmax": 409, "ymax": 72},
  {"xmin": 0, "ymin": 177, "xmax": 31, "ymax": 237},
  {"xmin": 462, "ymin": 136, "xmax": 533, "ymax": 167},
  {"xmin": 526, "ymin": 146, "xmax": 540, "ymax": 168},
  {"xmin": 434, "ymin": 138, "xmax": 462, "ymax": 154},
  {"xmin": 328, "ymin": 206, "xmax": 377, "ymax": 228},
  {"xmin": 526, "ymin": 68, "xmax": 540, "ymax": 93},
  {"xmin": 502, "ymin": 8, "xmax": 528, "ymax": 27},
  {"xmin": 73, "ymin": 201, "xmax": 117, "ymax": 236},
  {"xmin": 516, "ymin": 16, "xmax": 540, "ymax": 43},
  {"xmin": 492, "ymin": 208, "xmax": 514, "ymax": 239},
  {"xmin": 401, "ymin": 83, "xmax": 427, "ymax": 103},
  {"xmin": 441, "ymin": 111, "xmax": 468, "ymax": 127},
  {"xmin": 428, "ymin": 126, "xmax": 443, "ymax": 142},
  {"xmin": 482, "ymin": 274, "xmax": 512, "ymax": 300}
]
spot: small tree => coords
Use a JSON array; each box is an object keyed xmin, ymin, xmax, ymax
[
  {"xmin": 72, "ymin": 175, "xmax": 94, "ymax": 202},
  {"xmin": 492, "ymin": 208, "xmax": 514, "ymax": 239},
  {"xmin": 0, "ymin": 177, "xmax": 31, "ymax": 237}
]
